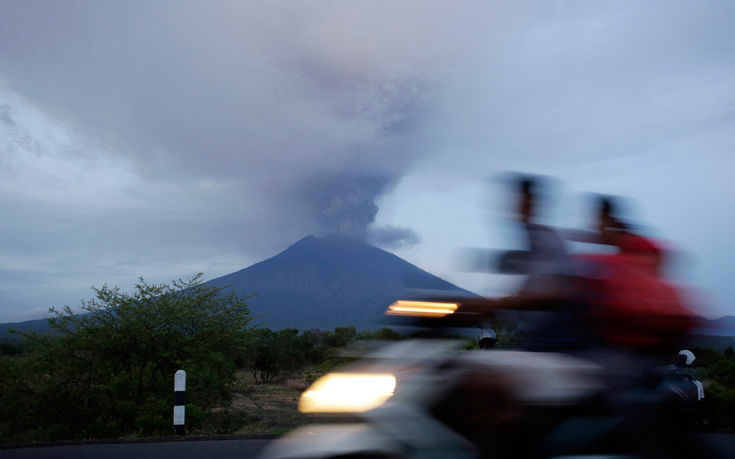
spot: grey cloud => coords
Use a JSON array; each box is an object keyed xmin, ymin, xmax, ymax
[
  {"xmin": 1, "ymin": 1, "xmax": 733, "ymax": 321},
  {"xmin": 407, "ymin": 1, "xmax": 735, "ymax": 181},
  {"xmin": 367, "ymin": 225, "xmax": 421, "ymax": 249},
  {"xmin": 0, "ymin": 1, "xmax": 445, "ymax": 246}
]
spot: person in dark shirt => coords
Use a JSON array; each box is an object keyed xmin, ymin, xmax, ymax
[{"xmin": 497, "ymin": 175, "xmax": 589, "ymax": 351}]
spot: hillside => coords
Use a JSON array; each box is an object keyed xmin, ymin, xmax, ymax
[
  {"xmin": 206, "ymin": 234, "xmax": 474, "ymax": 330},
  {"xmin": 0, "ymin": 317, "xmax": 52, "ymax": 339},
  {"xmin": 698, "ymin": 315, "xmax": 735, "ymax": 336},
  {"xmin": 3, "ymin": 235, "xmax": 731, "ymax": 335}
]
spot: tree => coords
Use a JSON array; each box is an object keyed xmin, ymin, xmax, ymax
[
  {"xmin": 245, "ymin": 328, "xmax": 311, "ymax": 383},
  {"xmin": 358, "ymin": 327, "xmax": 402, "ymax": 341},
  {"xmin": 724, "ymin": 346, "xmax": 734, "ymax": 359},
  {"xmin": 0, "ymin": 274, "xmax": 254, "ymax": 442},
  {"xmin": 326, "ymin": 326, "xmax": 358, "ymax": 348}
]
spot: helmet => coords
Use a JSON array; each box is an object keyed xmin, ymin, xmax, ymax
[
  {"xmin": 677, "ymin": 349, "xmax": 696, "ymax": 366},
  {"xmin": 479, "ymin": 329, "xmax": 498, "ymax": 350}
]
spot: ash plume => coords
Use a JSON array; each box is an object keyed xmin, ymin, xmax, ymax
[
  {"xmin": 300, "ymin": 175, "xmax": 391, "ymax": 240},
  {"xmin": 367, "ymin": 225, "xmax": 421, "ymax": 249}
]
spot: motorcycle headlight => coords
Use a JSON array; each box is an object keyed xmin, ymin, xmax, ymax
[{"xmin": 298, "ymin": 373, "xmax": 396, "ymax": 413}]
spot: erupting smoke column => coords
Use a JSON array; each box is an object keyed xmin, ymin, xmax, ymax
[
  {"xmin": 303, "ymin": 175, "xmax": 389, "ymax": 240},
  {"xmin": 300, "ymin": 174, "xmax": 422, "ymax": 248}
]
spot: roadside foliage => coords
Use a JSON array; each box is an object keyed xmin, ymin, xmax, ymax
[
  {"xmin": 1, "ymin": 273, "xmax": 733, "ymax": 443},
  {"xmin": 0, "ymin": 275, "xmax": 254, "ymax": 442}
]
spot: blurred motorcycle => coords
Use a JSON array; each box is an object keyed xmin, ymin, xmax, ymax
[{"xmin": 258, "ymin": 298, "xmax": 662, "ymax": 459}]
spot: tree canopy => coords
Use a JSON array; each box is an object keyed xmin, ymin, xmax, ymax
[{"xmin": 0, "ymin": 274, "xmax": 254, "ymax": 441}]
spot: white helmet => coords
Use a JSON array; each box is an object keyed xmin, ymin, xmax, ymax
[{"xmin": 678, "ymin": 349, "xmax": 696, "ymax": 366}]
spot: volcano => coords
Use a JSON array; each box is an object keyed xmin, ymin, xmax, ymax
[{"xmin": 206, "ymin": 234, "xmax": 473, "ymax": 330}]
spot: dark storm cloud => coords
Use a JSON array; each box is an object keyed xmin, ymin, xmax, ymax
[{"xmin": 0, "ymin": 1, "xmax": 448, "ymax": 250}]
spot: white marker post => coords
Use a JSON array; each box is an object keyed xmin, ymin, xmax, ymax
[{"xmin": 173, "ymin": 369, "xmax": 186, "ymax": 435}]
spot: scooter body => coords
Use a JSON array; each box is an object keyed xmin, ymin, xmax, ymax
[{"xmin": 259, "ymin": 339, "xmax": 610, "ymax": 459}]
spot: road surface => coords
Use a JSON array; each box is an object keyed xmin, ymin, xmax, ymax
[
  {"xmin": 1, "ymin": 434, "xmax": 733, "ymax": 458},
  {"xmin": 0, "ymin": 437, "xmax": 271, "ymax": 459}
]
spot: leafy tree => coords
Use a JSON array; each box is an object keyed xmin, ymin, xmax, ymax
[
  {"xmin": 300, "ymin": 329, "xmax": 329, "ymax": 364},
  {"xmin": 358, "ymin": 327, "xmax": 402, "ymax": 341},
  {"xmin": 326, "ymin": 326, "xmax": 358, "ymax": 348},
  {"xmin": 724, "ymin": 346, "xmax": 734, "ymax": 359},
  {"xmin": 243, "ymin": 326, "xmax": 401, "ymax": 384},
  {"xmin": 245, "ymin": 328, "xmax": 313, "ymax": 383},
  {"xmin": 688, "ymin": 346, "xmax": 735, "ymax": 430},
  {"xmin": 245, "ymin": 328, "xmax": 283, "ymax": 383},
  {"xmin": 0, "ymin": 339, "xmax": 24, "ymax": 356},
  {"xmin": 0, "ymin": 274, "xmax": 254, "ymax": 442}
]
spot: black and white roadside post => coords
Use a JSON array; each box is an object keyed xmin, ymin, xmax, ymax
[{"xmin": 174, "ymin": 369, "xmax": 186, "ymax": 435}]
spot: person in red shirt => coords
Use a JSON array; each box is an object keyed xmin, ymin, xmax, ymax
[{"xmin": 577, "ymin": 197, "xmax": 695, "ymax": 353}]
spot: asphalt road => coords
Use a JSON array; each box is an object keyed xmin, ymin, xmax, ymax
[
  {"xmin": 1, "ymin": 434, "xmax": 733, "ymax": 458},
  {"xmin": 0, "ymin": 437, "xmax": 271, "ymax": 459}
]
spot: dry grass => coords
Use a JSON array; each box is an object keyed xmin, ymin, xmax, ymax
[{"xmin": 221, "ymin": 370, "xmax": 354, "ymax": 436}]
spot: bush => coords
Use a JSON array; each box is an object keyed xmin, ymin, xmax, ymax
[
  {"xmin": 358, "ymin": 327, "xmax": 402, "ymax": 341},
  {"xmin": 0, "ymin": 274, "xmax": 254, "ymax": 442},
  {"xmin": 244, "ymin": 328, "xmax": 306, "ymax": 383}
]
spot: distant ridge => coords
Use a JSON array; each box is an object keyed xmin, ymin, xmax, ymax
[
  {"xmin": 0, "ymin": 317, "xmax": 52, "ymax": 338},
  {"xmin": 206, "ymin": 234, "xmax": 474, "ymax": 330},
  {"xmin": 694, "ymin": 315, "xmax": 735, "ymax": 337},
  {"xmin": 3, "ymin": 236, "xmax": 733, "ymax": 336},
  {"xmin": 0, "ymin": 235, "xmax": 473, "ymax": 336}
]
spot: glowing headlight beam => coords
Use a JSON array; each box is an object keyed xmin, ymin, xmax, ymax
[
  {"xmin": 386, "ymin": 300, "xmax": 458, "ymax": 317},
  {"xmin": 298, "ymin": 373, "xmax": 396, "ymax": 413}
]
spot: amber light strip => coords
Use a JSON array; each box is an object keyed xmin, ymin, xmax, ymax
[{"xmin": 386, "ymin": 300, "xmax": 458, "ymax": 317}]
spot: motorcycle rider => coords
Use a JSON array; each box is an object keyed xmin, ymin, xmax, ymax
[
  {"xmin": 494, "ymin": 175, "xmax": 591, "ymax": 352},
  {"xmin": 659, "ymin": 349, "xmax": 708, "ymax": 429}
]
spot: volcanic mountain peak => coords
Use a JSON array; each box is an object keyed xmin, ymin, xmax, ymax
[{"xmin": 206, "ymin": 234, "xmax": 472, "ymax": 330}]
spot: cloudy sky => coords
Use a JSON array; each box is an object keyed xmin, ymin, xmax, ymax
[{"xmin": 1, "ymin": 1, "xmax": 733, "ymax": 322}]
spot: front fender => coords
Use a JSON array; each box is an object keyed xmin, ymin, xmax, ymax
[{"xmin": 257, "ymin": 423, "xmax": 404, "ymax": 459}]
